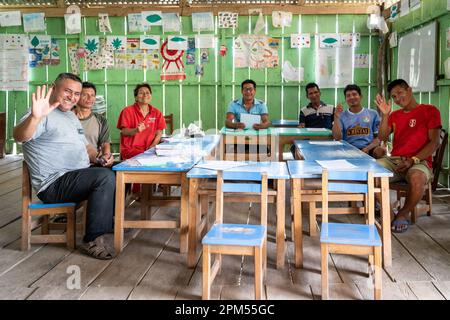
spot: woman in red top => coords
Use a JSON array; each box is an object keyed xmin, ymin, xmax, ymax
[
  {"xmin": 117, "ymin": 83, "xmax": 166, "ymax": 160},
  {"xmin": 117, "ymin": 83, "xmax": 166, "ymax": 194}
]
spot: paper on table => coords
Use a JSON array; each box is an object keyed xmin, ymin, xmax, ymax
[
  {"xmin": 316, "ymin": 160, "xmax": 357, "ymax": 170},
  {"xmin": 305, "ymin": 128, "xmax": 328, "ymax": 132},
  {"xmin": 240, "ymin": 113, "xmax": 261, "ymax": 129},
  {"xmin": 309, "ymin": 141, "xmax": 342, "ymax": 146},
  {"xmin": 195, "ymin": 161, "xmax": 248, "ymax": 171},
  {"xmin": 136, "ymin": 155, "xmax": 190, "ymax": 166}
]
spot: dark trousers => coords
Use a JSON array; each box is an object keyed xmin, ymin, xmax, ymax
[{"xmin": 37, "ymin": 167, "xmax": 116, "ymax": 242}]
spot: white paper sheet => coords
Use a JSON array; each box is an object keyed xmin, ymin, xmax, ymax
[
  {"xmin": 240, "ymin": 113, "xmax": 261, "ymax": 129},
  {"xmin": 309, "ymin": 141, "xmax": 342, "ymax": 145},
  {"xmin": 23, "ymin": 12, "xmax": 45, "ymax": 32},
  {"xmin": 195, "ymin": 161, "xmax": 248, "ymax": 171},
  {"xmin": 136, "ymin": 155, "xmax": 189, "ymax": 166},
  {"xmin": 0, "ymin": 11, "xmax": 21, "ymax": 27},
  {"xmin": 162, "ymin": 13, "xmax": 181, "ymax": 32},
  {"xmin": 98, "ymin": 13, "xmax": 112, "ymax": 33},
  {"xmin": 0, "ymin": 48, "xmax": 28, "ymax": 91},
  {"xmin": 316, "ymin": 160, "xmax": 357, "ymax": 170},
  {"xmin": 192, "ymin": 12, "xmax": 214, "ymax": 32},
  {"xmin": 400, "ymin": 0, "xmax": 409, "ymax": 17},
  {"xmin": 65, "ymin": 13, "xmax": 81, "ymax": 34},
  {"xmin": 306, "ymin": 128, "xmax": 328, "ymax": 132},
  {"xmin": 195, "ymin": 35, "xmax": 215, "ymax": 49}
]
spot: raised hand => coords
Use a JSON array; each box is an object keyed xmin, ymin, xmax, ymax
[
  {"xmin": 334, "ymin": 103, "xmax": 344, "ymax": 119},
  {"xmin": 375, "ymin": 94, "xmax": 392, "ymax": 115},
  {"xmin": 31, "ymin": 85, "xmax": 59, "ymax": 120}
]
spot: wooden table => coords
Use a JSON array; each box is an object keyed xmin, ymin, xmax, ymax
[
  {"xmin": 186, "ymin": 161, "xmax": 290, "ymax": 269},
  {"xmin": 271, "ymin": 119, "xmax": 299, "ymax": 128},
  {"xmin": 287, "ymin": 159, "xmax": 393, "ymax": 268},
  {"xmin": 112, "ymin": 135, "xmax": 220, "ymax": 257}
]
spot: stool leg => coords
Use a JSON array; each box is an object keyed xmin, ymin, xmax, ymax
[
  {"xmin": 202, "ymin": 246, "xmax": 211, "ymax": 300},
  {"xmin": 254, "ymin": 245, "xmax": 263, "ymax": 300},
  {"xmin": 374, "ymin": 247, "xmax": 382, "ymax": 300},
  {"xmin": 41, "ymin": 215, "xmax": 49, "ymax": 235},
  {"xmin": 66, "ymin": 209, "xmax": 76, "ymax": 250},
  {"xmin": 321, "ymin": 243, "xmax": 329, "ymax": 300},
  {"xmin": 21, "ymin": 209, "xmax": 31, "ymax": 251}
]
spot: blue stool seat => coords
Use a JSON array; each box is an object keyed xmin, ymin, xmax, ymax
[
  {"xmin": 28, "ymin": 201, "xmax": 77, "ymax": 209},
  {"xmin": 202, "ymin": 223, "xmax": 266, "ymax": 247},
  {"xmin": 320, "ymin": 222, "xmax": 381, "ymax": 247}
]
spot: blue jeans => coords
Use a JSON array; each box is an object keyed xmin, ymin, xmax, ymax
[{"xmin": 37, "ymin": 167, "xmax": 115, "ymax": 242}]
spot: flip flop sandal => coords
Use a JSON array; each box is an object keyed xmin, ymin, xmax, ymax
[{"xmin": 391, "ymin": 219, "xmax": 410, "ymax": 233}]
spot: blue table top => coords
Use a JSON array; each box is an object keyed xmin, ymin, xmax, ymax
[
  {"xmin": 271, "ymin": 119, "xmax": 299, "ymax": 127},
  {"xmin": 287, "ymin": 159, "xmax": 393, "ymax": 179},
  {"xmin": 187, "ymin": 160, "xmax": 290, "ymax": 180},
  {"xmin": 294, "ymin": 139, "xmax": 373, "ymax": 160},
  {"xmin": 112, "ymin": 135, "xmax": 220, "ymax": 172}
]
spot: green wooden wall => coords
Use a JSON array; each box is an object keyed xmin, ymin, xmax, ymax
[
  {"xmin": 390, "ymin": 0, "xmax": 450, "ymax": 187},
  {"xmin": 1, "ymin": 13, "xmax": 378, "ymax": 154}
]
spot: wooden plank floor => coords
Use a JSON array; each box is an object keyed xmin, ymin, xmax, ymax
[{"xmin": 1, "ymin": 154, "xmax": 450, "ymax": 300}]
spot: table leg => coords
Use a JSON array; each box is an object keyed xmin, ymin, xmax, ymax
[
  {"xmin": 180, "ymin": 173, "xmax": 189, "ymax": 254},
  {"xmin": 114, "ymin": 172, "xmax": 125, "ymax": 253},
  {"xmin": 188, "ymin": 178, "xmax": 200, "ymax": 268},
  {"xmin": 276, "ymin": 179, "xmax": 286, "ymax": 269},
  {"xmin": 380, "ymin": 177, "xmax": 392, "ymax": 267},
  {"xmin": 293, "ymin": 178, "xmax": 303, "ymax": 268}
]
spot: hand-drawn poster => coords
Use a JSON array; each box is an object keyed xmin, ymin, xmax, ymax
[
  {"xmin": 98, "ymin": 13, "xmax": 112, "ymax": 33},
  {"xmin": 354, "ymin": 53, "xmax": 372, "ymax": 68},
  {"xmin": 23, "ymin": 13, "xmax": 45, "ymax": 32},
  {"xmin": 46, "ymin": 39, "xmax": 60, "ymax": 65},
  {"xmin": 162, "ymin": 13, "xmax": 181, "ymax": 33},
  {"xmin": 146, "ymin": 50, "xmax": 160, "ymax": 70},
  {"xmin": 319, "ymin": 34, "xmax": 339, "ymax": 48},
  {"xmin": 234, "ymin": 35, "xmax": 279, "ymax": 69},
  {"xmin": 282, "ymin": 60, "xmax": 304, "ymax": 82},
  {"xmin": 272, "ymin": 11, "xmax": 292, "ymax": 28},
  {"xmin": 160, "ymin": 39, "xmax": 185, "ymax": 80},
  {"xmin": 0, "ymin": 11, "xmax": 21, "ymax": 27},
  {"xmin": 65, "ymin": 13, "xmax": 81, "ymax": 34},
  {"xmin": 29, "ymin": 35, "xmax": 51, "ymax": 49},
  {"xmin": 126, "ymin": 38, "xmax": 144, "ymax": 70},
  {"xmin": 68, "ymin": 43, "xmax": 80, "ymax": 74},
  {"xmin": 192, "ymin": 12, "xmax": 214, "ymax": 32},
  {"xmin": 195, "ymin": 35, "xmax": 215, "ymax": 49},
  {"xmin": 291, "ymin": 34, "xmax": 310, "ymax": 48},
  {"xmin": 84, "ymin": 36, "xmax": 100, "ymax": 55},
  {"xmin": 167, "ymin": 35, "xmax": 187, "ymax": 51},
  {"xmin": 0, "ymin": 34, "xmax": 27, "ymax": 50},
  {"xmin": 142, "ymin": 11, "xmax": 162, "ymax": 29},
  {"xmin": 316, "ymin": 47, "xmax": 352, "ymax": 88},
  {"xmin": 339, "ymin": 33, "xmax": 360, "ymax": 48},
  {"xmin": 140, "ymin": 35, "xmax": 160, "ymax": 50},
  {"xmin": 218, "ymin": 12, "xmax": 238, "ymax": 28},
  {"xmin": 106, "ymin": 36, "xmax": 126, "ymax": 51},
  {"xmin": 128, "ymin": 13, "xmax": 146, "ymax": 32},
  {"xmin": 0, "ymin": 47, "xmax": 28, "ymax": 91}
]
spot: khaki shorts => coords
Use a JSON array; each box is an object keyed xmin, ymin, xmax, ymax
[{"xmin": 377, "ymin": 156, "xmax": 433, "ymax": 183}]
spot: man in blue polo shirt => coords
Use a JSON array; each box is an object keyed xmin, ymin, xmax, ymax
[
  {"xmin": 225, "ymin": 79, "xmax": 271, "ymax": 130},
  {"xmin": 299, "ymin": 82, "xmax": 334, "ymax": 129}
]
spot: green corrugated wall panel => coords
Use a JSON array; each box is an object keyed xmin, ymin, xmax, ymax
[
  {"xmin": 283, "ymin": 87, "xmax": 300, "ymax": 120},
  {"xmin": 353, "ymin": 36, "xmax": 370, "ymax": 85},
  {"xmin": 165, "ymin": 85, "xmax": 181, "ymax": 128},
  {"xmin": 353, "ymin": 15, "xmax": 369, "ymax": 33},
  {"xmin": 338, "ymin": 15, "xmax": 354, "ymax": 33},
  {"xmin": 46, "ymin": 17, "xmax": 65, "ymax": 35},
  {"xmin": 200, "ymin": 86, "xmax": 216, "ymax": 131},
  {"xmin": 0, "ymin": 92, "xmax": 6, "ymax": 113},
  {"xmin": 300, "ymin": 15, "xmax": 316, "ymax": 33},
  {"xmin": 108, "ymin": 84, "xmax": 127, "ymax": 142},
  {"xmin": 317, "ymin": 15, "xmax": 337, "ymax": 33},
  {"xmin": 320, "ymin": 88, "xmax": 336, "ymax": 106},
  {"xmin": 181, "ymin": 85, "xmax": 199, "ymax": 128},
  {"xmin": 267, "ymin": 86, "xmax": 281, "ymax": 121}
]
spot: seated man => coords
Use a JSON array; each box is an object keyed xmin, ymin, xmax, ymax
[
  {"xmin": 291, "ymin": 82, "xmax": 334, "ymax": 156},
  {"xmin": 299, "ymin": 82, "xmax": 334, "ymax": 129},
  {"xmin": 375, "ymin": 79, "xmax": 441, "ymax": 233},
  {"xmin": 225, "ymin": 79, "xmax": 270, "ymax": 130},
  {"xmin": 13, "ymin": 73, "xmax": 115, "ymax": 260},
  {"xmin": 332, "ymin": 84, "xmax": 384, "ymax": 158},
  {"xmin": 72, "ymin": 81, "xmax": 113, "ymax": 166}
]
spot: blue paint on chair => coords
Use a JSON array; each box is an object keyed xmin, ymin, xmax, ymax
[
  {"xmin": 29, "ymin": 201, "xmax": 76, "ymax": 209},
  {"xmin": 320, "ymin": 223, "xmax": 381, "ymax": 246},
  {"xmin": 222, "ymin": 183, "xmax": 262, "ymax": 193},
  {"xmin": 202, "ymin": 223, "xmax": 266, "ymax": 246}
]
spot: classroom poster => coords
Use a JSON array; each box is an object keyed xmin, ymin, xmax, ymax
[
  {"xmin": 354, "ymin": 54, "xmax": 372, "ymax": 68},
  {"xmin": 167, "ymin": 36, "xmax": 187, "ymax": 51},
  {"xmin": 29, "ymin": 35, "xmax": 51, "ymax": 49},
  {"xmin": 0, "ymin": 47, "xmax": 28, "ymax": 91},
  {"xmin": 234, "ymin": 35, "xmax": 279, "ymax": 69},
  {"xmin": 0, "ymin": 34, "xmax": 27, "ymax": 50},
  {"xmin": 410, "ymin": 0, "xmax": 421, "ymax": 11},
  {"xmin": 160, "ymin": 39, "xmax": 185, "ymax": 80},
  {"xmin": 126, "ymin": 38, "xmax": 144, "ymax": 70},
  {"xmin": 142, "ymin": 11, "xmax": 162, "ymax": 28},
  {"xmin": 68, "ymin": 43, "xmax": 80, "ymax": 74},
  {"xmin": 316, "ymin": 47, "xmax": 352, "ymax": 88},
  {"xmin": 162, "ymin": 13, "xmax": 181, "ymax": 32},
  {"xmin": 290, "ymin": 34, "xmax": 310, "ymax": 48},
  {"xmin": 272, "ymin": 11, "xmax": 292, "ymax": 28},
  {"xmin": 192, "ymin": 12, "xmax": 214, "ymax": 32},
  {"xmin": 282, "ymin": 60, "xmax": 304, "ymax": 82},
  {"xmin": 128, "ymin": 13, "xmax": 145, "ymax": 32},
  {"xmin": 0, "ymin": 11, "xmax": 21, "ymax": 27},
  {"xmin": 23, "ymin": 13, "xmax": 45, "ymax": 32},
  {"xmin": 319, "ymin": 34, "xmax": 339, "ymax": 48},
  {"xmin": 195, "ymin": 35, "xmax": 215, "ymax": 49},
  {"xmin": 146, "ymin": 50, "xmax": 160, "ymax": 70},
  {"xmin": 400, "ymin": 0, "xmax": 410, "ymax": 17},
  {"xmin": 84, "ymin": 36, "xmax": 100, "ymax": 55},
  {"xmin": 64, "ymin": 13, "xmax": 81, "ymax": 34},
  {"xmin": 98, "ymin": 13, "xmax": 112, "ymax": 33},
  {"xmin": 106, "ymin": 36, "xmax": 126, "ymax": 51},
  {"xmin": 140, "ymin": 35, "xmax": 160, "ymax": 50},
  {"xmin": 218, "ymin": 12, "xmax": 238, "ymax": 28}
]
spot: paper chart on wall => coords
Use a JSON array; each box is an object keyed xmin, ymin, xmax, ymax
[
  {"xmin": 29, "ymin": 35, "xmax": 51, "ymax": 49},
  {"xmin": 410, "ymin": 0, "xmax": 421, "ymax": 11},
  {"xmin": 142, "ymin": 11, "xmax": 162, "ymax": 28},
  {"xmin": 291, "ymin": 34, "xmax": 310, "ymax": 48},
  {"xmin": 167, "ymin": 35, "xmax": 187, "ymax": 50},
  {"xmin": 140, "ymin": 35, "xmax": 160, "ymax": 50},
  {"xmin": 195, "ymin": 35, "xmax": 215, "ymax": 49},
  {"xmin": 126, "ymin": 38, "xmax": 144, "ymax": 70},
  {"xmin": 65, "ymin": 13, "xmax": 81, "ymax": 34},
  {"xmin": 234, "ymin": 35, "xmax": 279, "ymax": 69},
  {"xmin": 354, "ymin": 54, "xmax": 372, "ymax": 68},
  {"xmin": 218, "ymin": 12, "xmax": 238, "ymax": 28},
  {"xmin": 162, "ymin": 13, "xmax": 181, "ymax": 32},
  {"xmin": 23, "ymin": 13, "xmax": 45, "ymax": 32},
  {"xmin": 192, "ymin": 12, "xmax": 214, "ymax": 32},
  {"xmin": 98, "ymin": 13, "xmax": 112, "ymax": 33},
  {"xmin": 272, "ymin": 11, "xmax": 292, "ymax": 28},
  {"xmin": 400, "ymin": 0, "xmax": 409, "ymax": 17},
  {"xmin": 0, "ymin": 34, "xmax": 27, "ymax": 50},
  {"xmin": 0, "ymin": 48, "xmax": 28, "ymax": 91},
  {"xmin": 107, "ymin": 36, "xmax": 126, "ymax": 51},
  {"xmin": 128, "ymin": 13, "xmax": 146, "ymax": 32},
  {"xmin": 316, "ymin": 46, "xmax": 353, "ymax": 88},
  {"xmin": 0, "ymin": 11, "xmax": 21, "ymax": 27},
  {"xmin": 281, "ymin": 60, "xmax": 304, "ymax": 82}
]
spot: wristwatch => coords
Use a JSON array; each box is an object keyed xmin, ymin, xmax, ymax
[{"xmin": 411, "ymin": 156, "xmax": 421, "ymax": 164}]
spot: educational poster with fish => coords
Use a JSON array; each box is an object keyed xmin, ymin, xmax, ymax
[
  {"xmin": 140, "ymin": 35, "xmax": 160, "ymax": 50},
  {"xmin": 160, "ymin": 39, "xmax": 185, "ymax": 80},
  {"xmin": 316, "ymin": 46, "xmax": 352, "ymax": 88},
  {"xmin": 142, "ymin": 11, "xmax": 162, "ymax": 29},
  {"xmin": 30, "ymin": 38, "xmax": 60, "ymax": 67},
  {"xmin": 167, "ymin": 35, "xmax": 187, "ymax": 50},
  {"xmin": 234, "ymin": 35, "xmax": 279, "ymax": 69},
  {"xmin": 319, "ymin": 34, "xmax": 339, "ymax": 48}
]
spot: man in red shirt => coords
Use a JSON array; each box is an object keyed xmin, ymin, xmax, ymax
[
  {"xmin": 376, "ymin": 79, "xmax": 441, "ymax": 233},
  {"xmin": 117, "ymin": 83, "xmax": 166, "ymax": 160}
]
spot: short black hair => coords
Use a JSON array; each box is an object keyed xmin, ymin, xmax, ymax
[
  {"xmin": 344, "ymin": 84, "xmax": 362, "ymax": 96},
  {"xmin": 387, "ymin": 79, "xmax": 409, "ymax": 94},
  {"xmin": 134, "ymin": 83, "xmax": 152, "ymax": 97},
  {"xmin": 241, "ymin": 79, "xmax": 256, "ymax": 90},
  {"xmin": 54, "ymin": 73, "xmax": 82, "ymax": 85},
  {"xmin": 82, "ymin": 81, "xmax": 96, "ymax": 95},
  {"xmin": 305, "ymin": 82, "xmax": 320, "ymax": 94}
]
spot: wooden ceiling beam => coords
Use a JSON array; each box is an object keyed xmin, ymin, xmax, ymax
[{"xmin": 0, "ymin": 4, "xmax": 374, "ymax": 16}]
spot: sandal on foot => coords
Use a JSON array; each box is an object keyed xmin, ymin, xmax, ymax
[
  {"xmin": 79, "ymin": 236, "xmax": 115, "ymax": 260},
  {"xmin": 391, "ymin": 219, "xmax": 410, "ymax": 233}
]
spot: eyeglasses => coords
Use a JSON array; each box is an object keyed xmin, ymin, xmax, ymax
[{"xmin": 242, "ymin": 88, "xmax": 255, "ymax": 92}]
